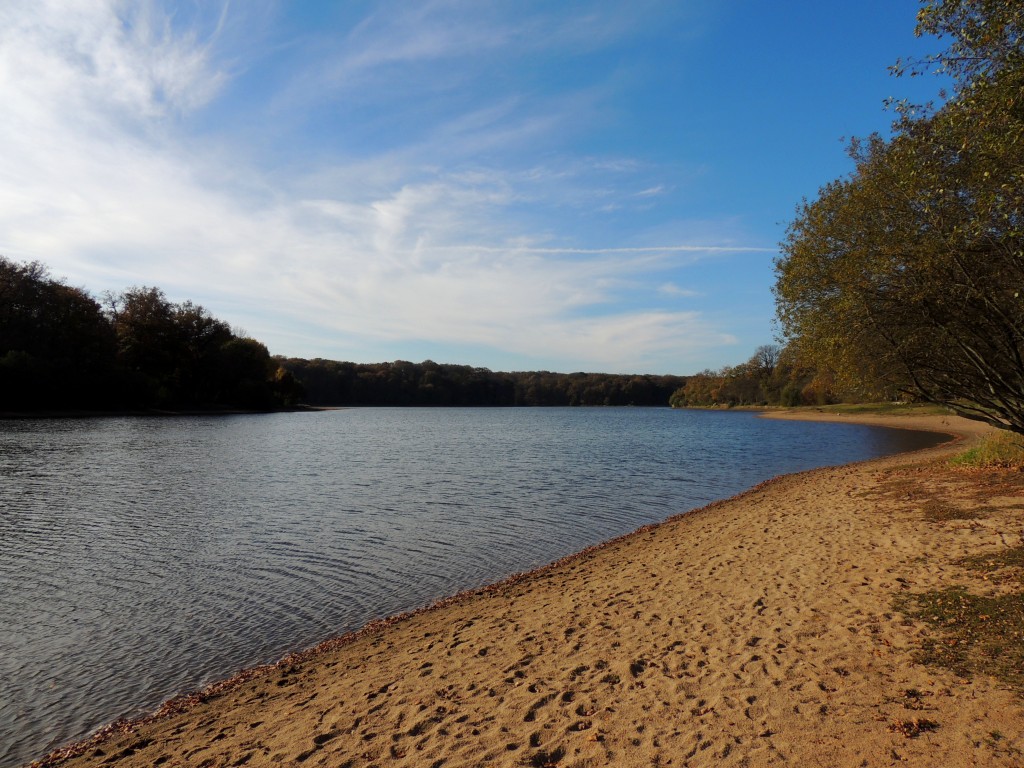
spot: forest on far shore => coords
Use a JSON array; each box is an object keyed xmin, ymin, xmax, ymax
[
  {"xmin": 278, "ymin": 357, "xmax": 687, "ymax": 407},
  {"xmin": 276, "ymin": 344, "xmax": 833, "ymax": 409},
  {"xmin": 2, "ymin": 255, "xmax": 834, "ymax": 413}
]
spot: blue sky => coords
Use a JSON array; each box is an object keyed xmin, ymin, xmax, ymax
[{"xmin": 0, "ymin": 1, "xmax": 948, "ymax": 374}]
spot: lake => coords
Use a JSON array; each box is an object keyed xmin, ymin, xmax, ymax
[{"xmin": 0, "ymin": 408, "xmax": 946, "ymax": 766}]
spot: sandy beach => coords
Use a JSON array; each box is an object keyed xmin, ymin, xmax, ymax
[{"xmin": 33, "ymin": 411, "xmax": 1024, "ymax": 767}]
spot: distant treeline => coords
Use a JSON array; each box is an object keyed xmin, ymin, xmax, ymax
[
  {"xmin": 3, "ymin": 255, "xmax": 840, "ymax": 413},
  {"xmin": 277, "ymin": 344, "xmax": 844, "ymax": 409},
  {"xmin": 0, "ymin": 257, "xmax": 302, "ymax": 411},
  {"xmin": 277, "ymin": 358, "xmax": 688, "ymax": 407}
]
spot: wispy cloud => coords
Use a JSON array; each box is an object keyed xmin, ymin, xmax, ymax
[
  {"xmin": 436, "ymin": 245, "xmax": 773, "ymax": 255},
  {"xmin": 635, "ymin": 185, "xmax": 670, "ymax": 198},
  {"xmin": 0, "ymin": 1, "xmax": 763, "ymax": 373},
  {"xmin": 658, "ymin": 282, "xmax": 700, "ymax": 298},
  {"xmin": 0, "ymin": 1, "xmax": 228, "ymax": 121},
  {"xmin": 315, "ymin": 1, "xmax": 681, "ymax": 93}
]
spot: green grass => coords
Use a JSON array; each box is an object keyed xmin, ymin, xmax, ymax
[
  {"xmin": 895, "ymin": 541, "xmax": 1024, "ymax": 693},
  {"xmin": 690, "ymin": 402, "xmax": 949, "ymax": 415},
  {"xmin": 883, "ymin": 450, "xmax": 1024, "ymax": 694},
  {"xmin": 804, "ymin": 402, "xmax": 951, "ymax": 416},
  {"xmin": 950, "ymin": 430, "xmax": 1024, "ymax": 469},
  {"xmin": 961, "ymin": 545, "xmax": 1024, "ymax": 584},
  {"xmin": 894, "ymin": 586, "xmax": 1024, "ymax": 691}
]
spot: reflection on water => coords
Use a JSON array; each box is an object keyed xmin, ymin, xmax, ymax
[{"xmin": 0, "ymin": 408, "xmax": 944, "ymax": 766}]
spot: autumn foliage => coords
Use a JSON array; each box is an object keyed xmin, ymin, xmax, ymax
[{"xmin": 775, "ymin": 0, "xmax": 1024, "ymax": 433}]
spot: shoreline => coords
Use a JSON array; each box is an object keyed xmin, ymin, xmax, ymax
[
  {"xmin": 32, "ymin": 412, "xmax": 1024, "ymax": 767},
  {"xmin": 756, "ymin": 406, "xmax": 983, "ymax": 433}
]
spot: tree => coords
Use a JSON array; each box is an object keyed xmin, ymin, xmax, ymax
[
  {"xmin": 894, "ymin": 0, "xmax": 1023, "ymax": 84},
  {"xmin": 105, "ymin": 286, "xmax": 180, "ymax": 395},
  {"xmin": 172, "ymin": 301, "xmax": 234, "ymax": 405},
  {"xmin": 215, "ymin": 337, "xmax": 277, "ymax": 408},
  {"xmin": 776, "ymin": 0, "xmax": 1024, "ymax": 433},
  {"xmin": 0, "ymin": 257, "xmax": 117, "ymax": 408},
  {"xmin": 104, "ymin": 287, "xmax": 286, "ymax": 409},
  {"xmin": 751, "ymin": 344, "xmax": 782, "ymax": 379}
]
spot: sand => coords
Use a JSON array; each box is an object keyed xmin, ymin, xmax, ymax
[{"xmin": 34, "ymin": 411, "xmax": 1024, "ymax": 767}]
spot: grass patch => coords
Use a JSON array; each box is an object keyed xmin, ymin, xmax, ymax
[
  {"xmin": 812, "ymin": 402, "xmax": 950, "ymax": 416},
  {"xmin": 879, "ymin": 456, "xmax": 1024, "ymax": 693},
  {"xmin": 870, "ymin": 460, "xmax": 1023, "ymax": 522},
  {"xmin": 894, "ymin": 586, "xmax": 1024, "ymax": 692},
  {"xmin": 869, "ymin": 467, "xmax": 980, "ymax": 521},
  {"xmin": 920, "ymin": 498, "xmax": 981, "ymax": 522},
  {"xmin": 951, "ymin": 431, "xmax": 1024, "ymax": 469},
  {"xmin": 961, "ymin": 545, "xmax": 1024, "ymax": 584}
]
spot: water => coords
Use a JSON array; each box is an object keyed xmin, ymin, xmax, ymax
[{"xmin": 0, "ymin": 408, "xmax": 945, "ymax": 766}]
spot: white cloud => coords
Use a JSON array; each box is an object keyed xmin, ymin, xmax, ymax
[
  {"xmin": 0, "ymin": 1, "xmax": 226, "ymax": 122},
  {"xmin": 315, "ymin": 0, "xmax": 678, "ymax": 93},
  {"xmin": 635, "ymin": 185, "xmax": 670, "ymax": 198},
  {"xmin": 326, "ymin": 2, "xmax": 510, "ymax": 86},
  {"xmin": 658, "ymin": 282, "xmax": 700, "ymax": 298},
  {"xmin": 0, "ymin": 1, "xmax": 757, "ymax": 373}
]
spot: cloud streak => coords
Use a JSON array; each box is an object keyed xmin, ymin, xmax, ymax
[{"xmin": 433, "ymin": 245, "xmax": 774, "ymax": 255}]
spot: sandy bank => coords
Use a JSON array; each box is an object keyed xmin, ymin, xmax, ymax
[
  {"xmin": 35, "ymin": 412, "xmax": 1024, "ymax": 767},
  {"xmin": 759, "ymin": 407, "xmax": 994, "ymax": 437}
]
